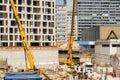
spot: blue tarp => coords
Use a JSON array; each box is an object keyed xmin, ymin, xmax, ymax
[
  {"xmin": 77, "ymin": 41, "xmax": 89, "ymax": 45},
  {"xmin": 4, "ymin": 72, "xmax": 42, "ymax": 80}
]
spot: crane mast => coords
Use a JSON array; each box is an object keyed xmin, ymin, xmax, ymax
[
  {"xmin": 10, "ymin": 0, "xmax": 35, "ymax": 71},
  {"xmin": 65, "ymin": 0, "xmax": 76, "ymax": 67}
]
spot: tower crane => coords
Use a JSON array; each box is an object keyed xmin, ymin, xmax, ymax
[
  {"xmin": 10, "ymin": 0, "xmax": 35, "ymax": 71},
  {"xmin": 64, "ymin": 0, "xmax": 76, "ymax": 68}
]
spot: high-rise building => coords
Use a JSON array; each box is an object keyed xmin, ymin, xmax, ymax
[
  {"xmin": 67, "ymin": 11, "xmax": 78, "ymax": 41},
  {"xmin": 0, "ymin": 0, "xmax": 56, "ymax": 46},
  {"xmin": 56, "ymin": 5, "xmax": 67, "ymax": 42},
  {"xmin": 66, "ymin": 0, "xmax": 78, "ymax": 41},
  {"xmin": 56, "ymin": 0, "xmax": 78, "ymax": 41},
  {"xmin": 77, "ymin": 0, "xmax": 120, "ymax": 40}
]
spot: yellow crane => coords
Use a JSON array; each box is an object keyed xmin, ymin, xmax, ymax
[
  {"xmin": 64, "ymin": 0, "xmax": 76, "ymax": 68},
  {"xmin": 10, "ymin": 0, "xmax": 35, "ymax": 71}
]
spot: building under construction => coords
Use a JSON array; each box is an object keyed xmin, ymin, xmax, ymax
[{"xmin": 0, "ymin": 0, "xmax": 56, "ymax": 46}]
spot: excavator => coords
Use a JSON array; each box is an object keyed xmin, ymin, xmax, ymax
[{"xmin": 64, "ymin": 0, "xmax": 76, "ymax": 68}]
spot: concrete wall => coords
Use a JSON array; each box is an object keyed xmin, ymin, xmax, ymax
[{"xmin": 0, "ymin": 47, "xmax": 58, "ymax": 71}]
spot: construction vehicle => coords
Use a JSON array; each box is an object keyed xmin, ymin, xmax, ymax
[
  {"xmin": 64, "ymin": 0, "xmax": 76, "ymax": 68},
  {"xmin": 10, "ymin": 0, "xmax": 35, "ymax": 71}
]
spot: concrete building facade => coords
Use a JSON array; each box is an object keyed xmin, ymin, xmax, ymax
[
  {"xmin": 77, "ymin": 0, "xmax": 120, "ymax": 40},
  {"xmin": 66, "ymin": 0, "xmax": 78, "ymax": 41},
  {"xmin": 0, "ymin": 0, "xmax": 56, "ymax": 46},
  {"xmin": 82, "ymin": 26, "xmax": 120, "ymax": 41}
]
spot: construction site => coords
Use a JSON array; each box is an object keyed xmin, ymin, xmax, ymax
[{"xmin": 1, "ymin": 0, "xmax": 120, "ymax": 80}]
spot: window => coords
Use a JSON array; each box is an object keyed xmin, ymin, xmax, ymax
[
  {"xmin": 9, "ymin": 6, "xmax": 12, "ymax": 11},
  {"xmin": 33, "ymin": 29, "xmax": 37, "ymax": 33},
  {"xmin": 52, "ymin": 2, "xmax": 54, "ymax": 7},
  {"xmin": 21, "ymin": 21, "xmax": 25, "ymax": 26},
  {"xmin": 22, "ymin": 7, "xmax": 25, "ymax": 11},
  {"xmin": 43, "ymin": 29, "xmax": 47, "ymax": 34},
  {"xmin": 0, "ymin": 20, "xmax": 4, "ymax": 25},
  {"xmin": 33, "ymin": 8, "xmax": 40, "ymax": 13},
  {"xmin": 42, "ymin": 8, "xmax": 44, "ymax": 13},
  {"xmin": 11, "ymin": 21, "xmax": 16, "ymax": 26},
  {"xmin": 34, "ymin": 15, "xmax": 40, "ymax": 20},
  {"xmin": 18, "ymin": 0, "xmax": 22, "ymax": 4},
  {"xmin": 14, "ymin": 28, "xmax": 18, "ymax": 33},
  {"xmin": 10, "ymin": 42, "xmax": 13, "ymax": 46},
  {"xmin": 52, "ymin": 16, "xmax": 54, "ymax": 20},
  {"xmin": 9, "ymin": 28, "xmax": 13, "ymax": 33},
  {"xmin": 2, "ymin": 35, "xmax": 8, "ymax": 40},
  {"xmin": 27, "ymin": 7, "xmax": 31, "ymax": 12},
  {"xmin": 49, "ymin": 29, "xmax": 53, "ymax": 34},
  {"xmin": 0, "ymin": 0, "xmax": 2, "ymax": 3},
  {"xmin": 2, "ymin": 42, "xmax": 8, "ymax": 46},
  {"xmin": 45, "ymin": 9, "xmax": 51, "ymax": 14},
  {"xmin": 33, "ymin": 1, "xmax": 39, "ymax": 6},
  {"xmin": 16, "ymin": 42, "xmax": 22, "ymax": 46},
  {"xmin": 4, "ymin": 0, "xmax": 8, "ymax": 3},
  {"xmin": 0, "ymin": 28, "xmax": 4, "ymax": 33},
  {"xmin": 45, "ymin": 2, "xmax": 51, "ymax": 7},
  {"xmin": 31, "ymin": 42, "xmax": 39, "ymax": 46},
  {"xmin": 0, "ymin": 5, "xmax": 6, "ymax": 11},
  {"xmin": 10, "ymin": 35, "xmax": 13, "ymax": 40},
  {"xmin": 43, "ymin": 15, "xmax": 47, "ymax": 20},
  {"xmin": 47, "ymin": 15, "xmax": 51, "ymax": 20},
  {"xmin": 18, "ymin": 14, "xmax": 21, "ymax": 19},
  {"xmin": 102, "ymin": 44, "xmax": 109, "ymax": 47},
  {"xmin": 35, "ymin": 22, "xmax": 40, "ymax": 27},
  {"xmin": 35, "ymin": 36, "xmax": 40, "ymax": 41},
  {"xmin": 27, "ymin": 0, "xmax": 31, "ymax": 5},
  {"xmin": 0, "ymin": 13, "xmax": 4, "ymax": 18},
  {"xmin": 44, "ymin": 42, "xmax": 51, "ymax": 46},
  {"xmin": 49, "ymin": 22, "xmax": 54, "ymax": 27},
  {"xmin": 9, "ymin": 13, "xmax": 11, "ymax": 18},
  {"xmin": 43, "ymin": 22, "xmax": 47, "ymax": 27},
  {"xmin": 18, "ymin": 7, "xmax": 22, "ymax": 12},
  {"xmin": 47, "ymin": 36, "xmax": 51, "ymax": 41},
  {"xmin": 112, "ymin": 44, "xmax": 120, "ymax": 47},
  {"xmin": 6, "ymin": 27, "xmax": 8, "ymax": 33},
  {"xmin": 42, "ymin": 1, "xmax": 44, "ymax": 6},
  {"xmin": 27, "ymin": 14, "xmax": 31, "ymax": 19}
]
